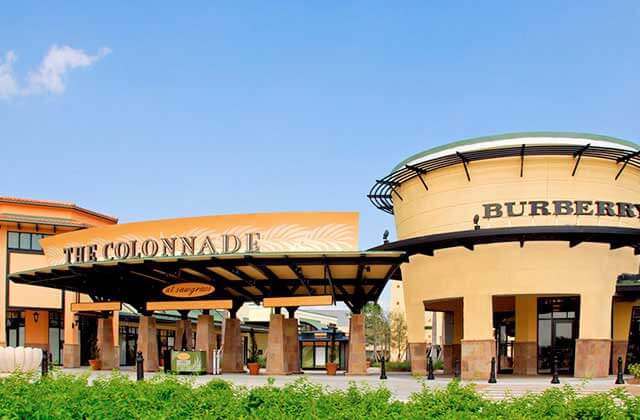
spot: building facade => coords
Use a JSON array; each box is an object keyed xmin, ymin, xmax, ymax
[
  {"xmin": 0, "ymin": 197, "xmax": 117, "ymax": 363},
  {"xmin": 371, "ymin": 132, "xmax": 640, "ymax": 379}
]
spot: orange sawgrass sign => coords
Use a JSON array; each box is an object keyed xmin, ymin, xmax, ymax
[
  {"xmin": 39, "ymin": 212, "xmax": 359, "ymax": 266},
  {"xmin": 161, "ymin": 282, "xmax": 214, "ymax": 298}
]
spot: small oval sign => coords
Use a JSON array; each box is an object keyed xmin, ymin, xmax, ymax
[
  {"xmin": 176, "ymin": 352, "xmax": 191, "ymax": 361},
  {"xmin": 162, "ymin": 282, "xmax": 215, "ymax": 298}
]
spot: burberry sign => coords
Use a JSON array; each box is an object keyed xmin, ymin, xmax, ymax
[{"xmin": 481, "ymin": 200, "xmax": 640, "ymax": 219}]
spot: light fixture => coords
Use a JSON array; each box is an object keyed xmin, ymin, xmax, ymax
[{"xmin": 33, "ymin": 312, "xmax": 40, "ymax": 323}]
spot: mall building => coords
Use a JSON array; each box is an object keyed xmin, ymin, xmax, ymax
[
  {"xmin": 5, "ymin": 132, "xmax": 640, "ymax": 380},
  {"xmin": 371, "ymin": 132, "xmax": 640, "ymax": 379},
  {"xmin": 3, "ymin": 203, "xmax": 404, "ymax": 374}
]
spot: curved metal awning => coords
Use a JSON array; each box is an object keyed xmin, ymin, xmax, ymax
[
  {"xmin": 369, "ymin": 226, "xmax": 640, "ymax": 256},
  {"xmin": 369, "ymin": 144, "xmax": 640, "ymax": 214},
  {"xmin": 9, "ymin": 251, "xmax": 407, "ymax": 314}
]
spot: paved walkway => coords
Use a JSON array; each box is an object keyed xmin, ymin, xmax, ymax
[{"xmin": 55, "ymin": 367, "xmax": 640, "ymax": 401}]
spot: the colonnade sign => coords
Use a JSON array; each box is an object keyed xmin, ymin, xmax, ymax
[{"xmin": 39, "ymin": 212, "xmax": 359, "ymax": 266}]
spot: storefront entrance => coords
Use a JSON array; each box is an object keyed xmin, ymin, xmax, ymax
[
  {"xmin": 494, "ymin": 312, "xmax": 515, "ymax": 373},
  {"xmin": 537, "ymin": 297, "xmax": 579, "ymax": 374}
]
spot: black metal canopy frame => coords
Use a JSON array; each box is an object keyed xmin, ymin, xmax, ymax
[
  {"xmin": 369, "ymin": 225, "xmax": 640, "ymax": 256},
  {"xmin": 9, "ymin": 252, "xmax": 407, "ymax": 314},
  {"xmin": 369, "ymin": 144, "xmax": 640, "ymax": 214}
]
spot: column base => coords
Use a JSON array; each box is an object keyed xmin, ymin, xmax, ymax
[
  {"xmin": 63, "ymin": 343, "xmax": 80, "ymax": 368},
  {"xmin": 442, "ymin": 343, "xmax": 461, "ymax": 375},
  {"xmin": 513, "ymin": 341, "xmax": 537, "ymax": 375},
  {"xmin": 196, "ymin": 315, "xmax": 216, "ymax": 374},
  {"xmin": 284, "ymin": 318, "xmax": 300, "ymax": 374},
  {"xmin": 347, "ymin": 313, "xmax": 367, "ymax": 375},
  {"xmin": 113, "ymin": 345, "xmax": 120, "ymax": 369},
  {"xmin": 266, "ymin": 314, "xmax": 287, "ymax": 375},
  {"xmin": 222, "ymin": 318, "xmax": 244, "ymax": 373},
  {"xmin": 611, "ymin": 340, "xmax": 629, "ymax": 375},
  {"xmin": 408, "ymin": 342, "xmax": 426, "ymax": 375},
  {"xmin": 574, "ymin": 338, "xmax": 610, "ymax": 378},
  {"xmin": 97, "ymin": 317, "xmax": 115, "ymax": 370},
  {"xmin": 461, "ymin": 339, "xmax": 495, "ymax": 380},
  {"xmin": 137, "ymin": 316, "xmax": 159, "ymax": 372}
]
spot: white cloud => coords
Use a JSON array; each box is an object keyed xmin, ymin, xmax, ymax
[
  {"xmin": 0, "ymin": 45, "xmax": 110, "ymax": 98},
  {"xmin": 0, "ymin": 51, "xmax": 19, "ymax": 98}
]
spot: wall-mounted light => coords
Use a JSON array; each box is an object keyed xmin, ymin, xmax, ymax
[{"xmin": 33, "ymin": 311, "xmax": 40, "ymax": 323}]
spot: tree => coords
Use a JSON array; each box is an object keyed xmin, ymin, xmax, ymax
[
  {"xmin": 363, "ymin": 303, "xmax": 390, "ymax": 361},
  {"xmin": 389, "ymin": 310, "xmax": 408, "ymax": 361}
]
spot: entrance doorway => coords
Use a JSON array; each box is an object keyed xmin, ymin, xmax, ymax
[
  {"xmin": 79, "ymin": 316, "xmax": 98, "ymax": 366},
  {"xmin": 537, "ymin": 297, "xmax": 579, "ymax": 374},
  {"xmin": 494, "ymin": 312, "xmax": 515, "ymax": 373}
]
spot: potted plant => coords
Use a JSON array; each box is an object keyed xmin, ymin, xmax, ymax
[
  {"xmin": 246, "ymin": 329, "xmax": 260, "ymax": 375},
  {"xmin": 88, "ymin": 336, "xmax": 101, "ymax": 370},
  {"xmin": 326, "ymin": 326, "xmax": 338, "ymax": 375}
]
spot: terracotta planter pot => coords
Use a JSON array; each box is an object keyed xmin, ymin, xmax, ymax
[
  {"xmin": 247, "ymin": 362, "xmax": 260, "ymax": 375},
  {"xmin": 89, "ymin": 359, "xmax": 102, "ymax": 370},
  {"xmin": 326, "ymin": 362, "xmax": 338, "ymax": 376}
]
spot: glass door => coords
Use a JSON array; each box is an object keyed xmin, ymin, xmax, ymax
[
  {"xmin": 537, "ymin": 297, "xmax": 579, "ymax": 374},
  {"xmin": 494, "ymin": 312, "xmax": 515, "ymax": 373}
]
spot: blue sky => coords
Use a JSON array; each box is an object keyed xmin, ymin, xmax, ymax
[{"xmin": 2, "ymin": 2, "xmax": 639, "ymax": 307}]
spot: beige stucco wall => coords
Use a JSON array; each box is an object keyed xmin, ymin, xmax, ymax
[
  {"xmin": 394, "ymin": 154, "xmax": 640, "ymax": 344},
  {"xmin": 9, "ymin": 253, "xmax": 62, "ymax": 309},
  {"xmin": 394, "ymin": 156, "xmax": 640, "ymax": 237}
]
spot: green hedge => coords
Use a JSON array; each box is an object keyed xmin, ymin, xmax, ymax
[{"xmin": 0, "ymin": 371, "xmax": 639, "ymax": 419}]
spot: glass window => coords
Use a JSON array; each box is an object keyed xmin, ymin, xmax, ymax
[
  {"xmin": 19, "ymin": 233, "xmax": 31, "ymax": 249},
  {"xmin": 7, "ymin": 232, "xmax": 49, "ymax": 251},
  {"xmin": 32, "ymin": 234, "xmax": 43, "ymax": 250},
  {"xmin": 8, "ymin": 232, "xmax": 19, "ymax": 248}
]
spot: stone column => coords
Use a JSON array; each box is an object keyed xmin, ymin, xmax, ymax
[
  {"xmin": 461, "ymin": 294, "xmax": 495, "ymax": 380},
  {"xmin": 196, "ymin": 313, "xmax": 216, "ymax": 374},
  {"xmin": 221, "ymin": 317, "xmax": 244, "ymax": 373},
  {"xmin": 175, "ymin": 317, "xmax": 193, "ymax": 351},
  {"xmin": 137, "ymin": 315, "xmax": 159, "ymax": 372},
  {"xmin": 513, "ymin": 295, "xmax": 537, "ymax": 375},
  {"xmin": 266, "ymin": 314, "xmax": 287, "ymax": 375},
  {"xmin": 97, "ymin": 316, "xmax": 115, "ymax": 370},
  {"xmin": 112, "ymin": 312, "xmax": 120, "ymax": 368},
  {"xmin": 63, "ymin": 292, "xmax": 80, "ymax": 368},
  {"xmin": 574, "ymin": 294, "xmax": 612, "ymax": 378},
  {"xmin": 347, "ymin": 313, "xmax": 367, "ymax": 375},
  {"xmin": 409, "ymin": 342, "xmax": 427, "ymax": 375},
  {"xmin": 284, "ymin": 310, "xmax": 300, "ymax": 373}
]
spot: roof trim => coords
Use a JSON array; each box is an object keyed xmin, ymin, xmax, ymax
[
  {"xmin": 0, "ymin": 196, "xmax": 118, "ymax": 223},
  {"xmin": 393, "ymin": 132, "xmax": 639, "ymax": 171},
  {"xmin": 370, "ymin": 225, "xmax": 640, "ymax": 256}
]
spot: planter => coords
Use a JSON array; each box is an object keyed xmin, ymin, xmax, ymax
[
  {"xmin": 326, "ymin": 362, "xmax": 338, "ymax": 376},
  {"xmin": 628, "ymin": 377, "xmax": 640, "ymax": 384},
  {"xmin": 89, "ymin": 359, "xmax": 102, "ymax": 370},
  {"xmin": 247, "ymin": 362, "xmax": 260, "ymax": 375}
]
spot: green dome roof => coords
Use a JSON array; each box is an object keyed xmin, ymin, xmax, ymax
[{"xmin": 393, "ymin": 132, "xmax": 639, "ymax": 171}]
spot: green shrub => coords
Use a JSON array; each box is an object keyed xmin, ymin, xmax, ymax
[
  {"xmin": 0, "ymin": 371, "xmax": 639, "ymax": 419},
  {"xmin": 629, "ymin": 363, "xmax": 640, "ymax": 378}
]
